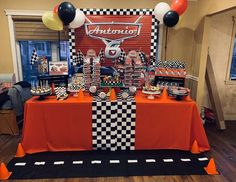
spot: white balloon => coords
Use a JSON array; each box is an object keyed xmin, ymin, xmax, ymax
[
  {"xmin": 154, "ymin": 2, "xmax": 170, "ymax": 24},
  {"xmin": 69, "ymin": 9, "xmax": 86, "ymax": 29}
]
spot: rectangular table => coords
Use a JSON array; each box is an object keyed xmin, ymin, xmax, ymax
[{"xmin": 22, "ymin": 92, "xmax": 210, "ymax": 153}]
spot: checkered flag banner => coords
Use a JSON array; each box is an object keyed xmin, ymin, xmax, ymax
[
  {"xmin": 150, "ymin": 56, "xmax": 156, "ymax": 66},
  {"xmin": 77, "ymin": 50, "xmax": 84, "ymax": 65},
  {"xmin": 118, "ymin": 49, "xmax": 126, "ymax": 64},
  {"xmin": 30, "ymin": 48, "xmax": 39, "ymax": 65},
  {"xmin": 98, "ymin": 49, "xmax": 105, "ymax": 63},
  {"xmin": 138, "ymin": 51, "xmax": 146, "ymax": 64},
  {"xmin": 72, "ymin": 50, "xmax": 84, "ymax": 66}
]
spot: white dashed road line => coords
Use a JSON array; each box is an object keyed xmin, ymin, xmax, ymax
[
  {"xmin": 146, "ymin": 159, "xmax": 156, "ymax": 163},
  {"xmin": 15, "ymin": 162, "xmax": 26, "ymax": 166},
  {"xmin": 163, "ymin": 159, "xmax": 174, "ymax": 162},
  {"xmin": 91, "ymin": 160, "xmax": 102, "ymax": 164},
  {"xmin": 54, "ymin": 161, "xmax": 64, "ymax": 165},
  {"xmin": 13, "ymin": 156, "xmax": 208, "ymax": 167},
  {"xmin": 198, "ymin": 157, "xmax": 208, "ymax": 161},
  {"xmin": 181, "ymin": 158, "xmax": 191, "ymax": 162},
  {"xmin": 73, "ymin": 161, "xmax": 83, "ymax": 164},
  {"xmin": 110, "ymin": 160, "xmax": 120, "ymax": 164},
  {"xmin": 128, "ymin": 160, "xmax": 138, "ymax": 163},
  {"xmin": 34, "ymin": 162, "xmax": 45, "ymax": 165}
]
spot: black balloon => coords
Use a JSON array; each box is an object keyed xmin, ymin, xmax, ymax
[
  {"xmin": 58, "ymin": 2, "xmax": 76, "ymax": 26},
  {"xmin": 163, "ymin": 10, "xmax": 179, "ymax": 27}
]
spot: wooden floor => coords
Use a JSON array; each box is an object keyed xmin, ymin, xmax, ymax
[{"xmin": 1, "ymin": 122, "xmax": 236, "ymax": 182}]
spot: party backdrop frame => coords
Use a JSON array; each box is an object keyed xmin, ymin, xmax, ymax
[{"xmin": 68, "ymin": 8, "xmax": 159, "ymax": 65}]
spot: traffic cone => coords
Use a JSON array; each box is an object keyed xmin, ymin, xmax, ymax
[
  {"xmin": 15, "ymin": 143, "xmax": 25, "ymax": 158},
  {"xmin": 160, "ymin": 87, "xmax": 168, "ymax": 100},
  {"xmin": 0, "ymin": 163, "xmax": 12, "ymax": 180},
  {"xmin": 109, "ymin": 88, "xmax": 117, "ymax": 101},
  {"xmin": 78, "ymin": 89, "xmax": 84, "ymax": 100},
  {"xmin": 204, "ymin": 158, "xmax": 219, "ymax": 175},
  {"xmin": 191, "ymin": 140, "xmax": 201, "ymax": 154}
]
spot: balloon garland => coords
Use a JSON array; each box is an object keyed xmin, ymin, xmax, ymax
[
  {"xmin": 43, "ymin": 0, "xmax": 187, "ymax": 30},
  {"xmin": 42, "ymin": 1, "xmax": 86, "ymax": 31},
  {"xmin": 154, "ymin": 0, "xmax": 188, "ymax": 27}
]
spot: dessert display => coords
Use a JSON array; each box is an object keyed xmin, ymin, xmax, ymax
[
  {"xmin": 92, "ymin": 60, "xmax": 101, "ymax": 88},
  {"xmin": 67, "ymin": 74, "xmax": 85, "ymax": 97},
  {"xmin": 168, "ymin": 86, "xmax": 189, "ymax": 100},
  {"xmin": 83, "ymin": 62, "xmax": 92, "ymax": 91},
  {"xmin": 142, "ymin": 78, "xmax": 162, "ymax": 100},
  {"xmin": 123, "ymin": 50, "xmax": 146, "ymax": 88},
  {"xmin": 83, "ymin": 49, "xmax": 99, "ymax": 90},
  {"xmin": 30, "ymin": 80, "xmax": 51, "ymax": 100},
  {"xmin": 129, "ymin": 86, "xmax": 137, "ymax": 96},
  {"xmin": 121, "ymin": 92, "xmax": 129, "ymax": 100},
  {"xmin": 89, "ymin": 86, "xmax": 97, "ymax": 95},
  {"xmin": 124, "ymin": 62, "xmax": 133, "ymax": 88},
  {"xmin": 98, "ymin": 92, "xmax": 107, "ymax": 100},
  {"xmin": 143, "ymin": 85, "xmax": 161, "ymax": 93}
]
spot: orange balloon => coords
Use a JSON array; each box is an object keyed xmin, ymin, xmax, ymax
[
  {"xmin": 53, "ymin": 5, "xmax": 59, "ymax": 14},
  {"xmin": 171, "ymin": 0, "xmax": 188, "ymax": 15}
]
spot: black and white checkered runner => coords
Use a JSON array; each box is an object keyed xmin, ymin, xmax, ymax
[{"xmin": 92, "ymin": 94, "xmax": 136, "ymax": 151}]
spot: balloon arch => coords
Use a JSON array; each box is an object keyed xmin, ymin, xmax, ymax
[{"xmin": 42, "ymin": 0, "xmax": 188, "ymax": 31}]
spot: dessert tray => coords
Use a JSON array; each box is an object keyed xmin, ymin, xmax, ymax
[
  {"xmin": 31, "ymin": 87, "xmax": 52, "ymax": 100},
  {"xmin": 142, "ymin": 86, "xmax": 162, "ymax": 100},
  {"xmin": 168, "ymin": 86, "xmax": 189, "ymax": 100}
]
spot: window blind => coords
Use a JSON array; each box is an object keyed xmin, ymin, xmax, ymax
[{"xmin": 12, "ymin": 16, "xmax": 69, "ymax": 41}]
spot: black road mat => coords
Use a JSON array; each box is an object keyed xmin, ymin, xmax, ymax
[{"xmin": 7, "ymin": 150, "xmax": 210, "ymax": 179}]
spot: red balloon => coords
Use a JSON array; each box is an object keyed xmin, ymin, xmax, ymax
[
  {"xmin": 171, "ymin": 0, "xmax": 188, "ymax": 15},
  {"xmin": 53, "ymin": 5, "xmax": 59, "ymax": 14}
]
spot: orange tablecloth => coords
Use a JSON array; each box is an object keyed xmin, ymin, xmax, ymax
[
  {"xmin": 135, "ymin": 92, "xmax": 210, "ymax": 151},
  {"xmin": 22, "ymin": 92, "xmax": 210, "ymax": 153},
  {"xmin": 22, "ymin": 95, "xmax": 93, "ymax": 153}
]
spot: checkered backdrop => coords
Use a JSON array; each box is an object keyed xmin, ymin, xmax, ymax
[{"xmin": 69, "ymin": 9, "xmax": 159, "ymax": 66}]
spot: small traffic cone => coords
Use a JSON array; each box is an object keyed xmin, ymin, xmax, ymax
[
  {"xmin": 160, "ymin": 87, "xmax": 168, "ymax": 100},
  {"xmin": 204, "ymin": 158, "xmax": 219, "ymax": 175},
  {"xmin": 78, "ymin": 89, "xmax": 84, "ymax": 100},
  {"xmin": 0, "ymin": 163, "xmax": 12, "ymax": 180},
  {"xmin": 191, "ymin": 140, "xmax": 201, "ymax": 154},
  {"xmin": 15, "ymin": 143, "xmax": 25, "ymax": 158},
  {"xmin": 109, "ymin": 88, "xmax": 117, "ymax": 101}
]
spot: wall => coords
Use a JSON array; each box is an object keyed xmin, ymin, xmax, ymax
[
  {"xmin": 196, "ymin": 0, "xmax": 236, "ymax": 26},
  {"xmin": 203, "ymin": 9, "xmax": 236, "ymax": 120},
  {"xmin": 162, "ymin": 1, "xmax": 197, "ymax": 75},
  {"xmin": 0, "ymin": 0, "xmax": 197, "ymax": 75},
  {"xmin": 192, "ymin": 0, "xmax": 236, "ymax": 120}
]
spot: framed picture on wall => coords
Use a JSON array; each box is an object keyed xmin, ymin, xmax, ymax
[{"xmin": 49, "ymin": 61, "xmax": 68, "ymax": 75}]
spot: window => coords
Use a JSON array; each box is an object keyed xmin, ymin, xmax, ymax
[
  {"xmin": 230, "ymin": 36, "xmax": 236, "ymax": 80},
  {"xmin": 19, "ymin": 40, "xmax": 70, "ymax": 82},
  {"xmin": 9, "ymin": 14, "xmax": 70, "ymax": 82}
]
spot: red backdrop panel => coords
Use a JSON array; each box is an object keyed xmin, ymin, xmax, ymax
[{"xmin": 74, "ymin": 15, "xmax": 152, "ymax": 56}]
